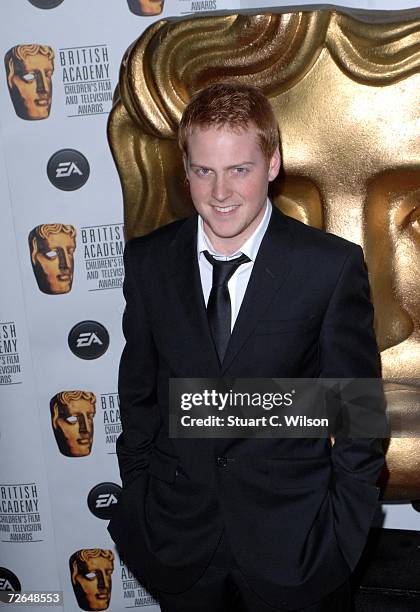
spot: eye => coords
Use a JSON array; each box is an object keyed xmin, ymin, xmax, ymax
[
  {"xmin": 45, "ymin": 250, "xmax": 58, "ymax": 259},
  {"xmin": 233, "ymin": 167, "xmax": 249, "ymax": 175},
  {"xmin": 194, "ymin": 167, "xmax": 211, "ymax": 177},
  {"xmin": 84, "ymin": 573, "xmax": 96, "ymax": 581},
  {"xmin": 22, "ymin": 73, "xmax": 35, "ymax": 83},
  {"xmin": 65, "ymin": 416, "xmax": 78, "ymax": 424},
  {"xmin": 407, "ymin": 205, "xmax": 419, "ymax": 232}
]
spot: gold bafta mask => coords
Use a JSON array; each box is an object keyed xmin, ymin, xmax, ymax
[
  {"xmin": 5, "ymin": 44, "xmax": 54, "ymax": 120},
  {"xmin": 69, "ymin": 549, "xmax": 114, "ymax": 611},
  {"xmin": 50, "ymin": 391, "xmax": 96, "ymax": 457},
  {"xmin": 28, "ymin": 224, "xmax": 76, "ymax": 295},
  {"xmin": 108, "ymin": 9, "xmax": 420, "ymax": 500},
  {"xmin": 127, "ymin": 0, "xmax": 164, "ymax": 16}
]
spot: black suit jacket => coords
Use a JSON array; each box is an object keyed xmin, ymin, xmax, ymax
[{"xmin": 108, "ymin": 207, "xmax": 384, "ymax": 610}]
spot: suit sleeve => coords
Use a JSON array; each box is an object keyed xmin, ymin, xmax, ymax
[
  {"xmin": 116, "ymin": 239, "xmax": 159, "ymax": 487},
  {"xmin": 319, "ymin": 244, "xmax": 385, "ymax": 571}
]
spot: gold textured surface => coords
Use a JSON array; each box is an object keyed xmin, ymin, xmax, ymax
[{"xmin": 109, "ymin": 9, "xmax": 420, "ymax": 500}]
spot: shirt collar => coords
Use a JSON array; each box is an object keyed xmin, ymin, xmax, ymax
[{"xmin": 197, "ymin": 199, "xmax": 272, "ymax": 262}]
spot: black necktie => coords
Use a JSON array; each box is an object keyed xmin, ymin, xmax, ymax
[{"xmin": 203, "ymin": 250, "xmax": 251, "ymax": 363}]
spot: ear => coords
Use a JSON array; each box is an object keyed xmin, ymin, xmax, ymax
[
  {"xmin": 30, "ymin": 237, "xmax": 38, "ymax": 266},
  {"xmin": 268, "ymin": 146, "xmax": 281, "ymax": 182},
  {"xmin": 7, "ymin": 58, "xmax": 15, "ymax": 90},
  {"xmin": 182, "ymin": 154, "xmax": 189, "ymax": 181},
  {"xmin": 51, "ymin": 403, "xmax": 60, "ymax": 430},
  {"xmin": 71, "ymin": 560, "xmax": 78, "ymax": 585}
]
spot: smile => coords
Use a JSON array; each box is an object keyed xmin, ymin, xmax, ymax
[{"xmin": 213, "ymin": 205, "xmax": 238, "ymax": 213}]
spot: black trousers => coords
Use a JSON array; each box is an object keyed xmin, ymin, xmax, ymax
[{"xmin": 154, "ymin": 530, "xmax": 351, "ymax": 612}]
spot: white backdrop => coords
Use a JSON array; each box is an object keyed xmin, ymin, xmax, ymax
[{"xmin": 0, "ymin": 1, "xmax": 418, "ymax": 611}]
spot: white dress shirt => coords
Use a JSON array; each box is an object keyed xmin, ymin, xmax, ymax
[{"xmin": 197, "ymin": 200, "xmax": 272, "ymax": 332}]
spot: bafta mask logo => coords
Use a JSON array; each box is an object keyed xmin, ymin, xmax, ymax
[
  {"xmin": 69, "ymin": 549, "xmax": 114, "ymax": 611},
  {"xmin": 127, "ymin": 0, "xmax": 164, "ymax": 16},
  {"xmin": 28, "ymin": 224, "xmax": 76, "ymax": 295},
  {"xmin": 50, "ymin": 391, "xmax": 96, "ymax": 457},
  {"xmin": 5, "ymin": 44, "xmax": 54, "ymax": 120}
]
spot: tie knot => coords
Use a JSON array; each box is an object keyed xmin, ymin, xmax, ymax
[{"xmin": 203, "ymin": 251, "xmax": 251, "ymax": 287}]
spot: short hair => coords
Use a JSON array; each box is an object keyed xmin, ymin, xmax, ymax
[
  {"xmin": 29, "ymin": 223, "xmax": 76, "ymax": 244},
  {"xmin": 5, "ymin": 45, "xmax": 55, "ymax": 85},
  {"xmin": 50, "ymin": 391, "xmax": 96, "ymax": 419},
  {"xmin": 178, "ymin": 82, "xmax": 279, "ymax": 161}
]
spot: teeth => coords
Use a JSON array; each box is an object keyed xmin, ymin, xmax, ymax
[{"xmin": 215, "ymin": 206, "xmax": 236, "ymax": 212}]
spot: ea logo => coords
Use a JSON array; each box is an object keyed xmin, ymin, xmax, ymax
[
  {"xmin": 28, "ymin": 0, "xmax": 65, "ymax": 9},
  {"xmin": 68, "ymin": 321, "xmax": 109, "ymax": 360},
  {"xmin": 47, "ymin": 149, "xmax": 90, "ymax": 191},
  {"xmin": 0, "ymin": 567, "xmax": 21, "ymax": 591},
  {"xmin": 87, "ymin": 483, "xmax": 122, "ymax": 520}
]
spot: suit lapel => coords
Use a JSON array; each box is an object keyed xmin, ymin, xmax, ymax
[
  {"xmin": 221, "ymin": 208, "xmax": 294, "ymax": 374},
  {"xmin": 167, "ymin": 208, "xmax": 294, "ymax": 375},
  {"xmin": 168, "ymin": 216, "xmax": 220, "ymax": 373}
]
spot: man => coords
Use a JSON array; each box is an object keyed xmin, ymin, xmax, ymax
[
  {"xmin": 28, "ymin": 223, "xmax": 76, "ymax": 295},
  {"xmin": 50, "ymin": 390, "xmax": 96, "ymax": 457},
  {"xmin": 109, "ymin": 83, "xmax": 384, "ymax": 611},
  {"xmin": 5, "ymin": 44, "xmax": 54, "ymax": 120},
  {"xmin": 69, "ymin": 549, "xmax": 114, "ymax": 611}
]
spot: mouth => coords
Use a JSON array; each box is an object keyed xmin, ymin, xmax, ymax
[
  {"xmin": 95, "ymin": 594, "xmax": 108, "ymax": 600},
  {"xmin": 77, "ymin": 438, "xmax": 90, "ymax": 445},
  {"xmin": 35, "ymin": 98, "xmax": 49, "ymax": 107},
  {"xmin": 212, "ymin": 205, "xmax": 239, "ymax": 215},
  {"xmin": 57, "ymin": 274, "xmax": 70, "ymax": 281}
]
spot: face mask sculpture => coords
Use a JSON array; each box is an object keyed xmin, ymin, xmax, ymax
[
  {"xmin": 28, "ymin": 224, "xmax": 76, "ymax": 295},
  {"xmin": 5, "ymin": 44, "xmax": 54, "ymax": 120},
  {"xmin": 50, "ymin": 391, "xmax": 96, "ymax": 457},
  {"xmin": 127, "ymin": 0, "xmax": 164, "ymax": 16},
  {"xmin": 69, "ymin": 549, "xmax": 114, "ymax": 611}
]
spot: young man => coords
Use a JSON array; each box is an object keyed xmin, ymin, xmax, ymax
[{"xmin": 109, "ymin": 83, "xmax": 384, "ymax": 611}]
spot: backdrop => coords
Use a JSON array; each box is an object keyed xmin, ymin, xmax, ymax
[{"xmin": 0, "ymin": 1, "xmax": 418, "ymax": 610}]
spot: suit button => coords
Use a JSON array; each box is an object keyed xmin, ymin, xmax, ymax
[{"xmin": 216, "ymin": 456, "xmax": 228, "ymax": 468}]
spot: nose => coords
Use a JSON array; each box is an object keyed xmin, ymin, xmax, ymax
[
  {"xmin": 96, "ymin": 571, "xmax": 106, "ymax": 590},
  {"xmin": 212, "ymin": 173, "xmax": 232, "ymax": 202},
  {"xmin": 57, "ymin": 249, "xmax": 71, "ymax": 271},
  {"xmin": 77, "ymin": 413, "xmax": 88, "ymax": 435},
  {"xmin": 35, "ymin": 71, "xmax": 47, "ymax": 94}
]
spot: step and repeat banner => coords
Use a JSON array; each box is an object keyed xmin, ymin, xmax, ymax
[{"xmin": 0, "ymin": 1, "xmax": 418, "ymax": 610}]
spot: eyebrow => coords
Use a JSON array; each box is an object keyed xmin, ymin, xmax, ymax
[{"xmin": 189, "ymin": 161, "xmax": 255, "ymax": 169}]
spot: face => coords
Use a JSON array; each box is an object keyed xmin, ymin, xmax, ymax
[
  {"xmin": 185, "ymin": 125, "xmax": 280, "ymax": 254},
  {"xmin": 137, "ymin": 0, "xmax": 164, "ymax": 15},
  {"xmin": 53, "ymin": 398, "xmax": 95, "ymax": 457},
  {"xmin": 72, "ymin": 555, "xmax": 113, "ymax": 611},
  {"xmin": 31, "ymin": 231, "xmax": 76, "ymax": 294},
  {"xmin": 8, "ymin": 53, "xmax": 53, "ymax": 120},
  {"xmin": 268, "ymin": 51, "xmax": 419, "ymax": 378}
]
